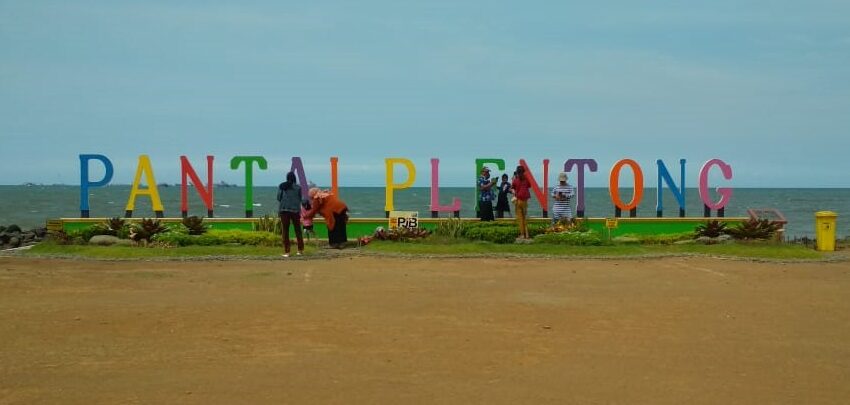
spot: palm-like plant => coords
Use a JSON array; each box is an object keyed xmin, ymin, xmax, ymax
[
  {"xmin": 131, "ymin": 218, "xmax": 167, "ymax": 242},
  {"xmin": 727, "ymin": 219, "xmax": 781, "ymax": 240},
  {"xmin": 182, "ymin": 216, "xmax": 207, "ymax": 235},
  {"xmin": 694, "ymin": 220, "xmax": 728, "ymax": 238}
]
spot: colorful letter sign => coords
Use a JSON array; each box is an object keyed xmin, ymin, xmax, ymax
[
  {"xmin": 125, "ymin": 155, "xmax": 164, "ymax": 217},
  {"xmin": 564, "ymin": 158, "xmax": 598, "ymax": 217},
  {"xmin": 699, "ymin": 159, "xmax": 733, "ymax": 210},
  {"xmin": 519, "ymin": 159, "xmax": 550, "ymax": 216},
  {"xmin": 384, "ymin": 158, "xmax": 416, "ymax": 214},
  {"xmin": 656, "ymin": 159, "xmax": 686, "ymax": 217},
  {"xmin": 430, "ymin": 158, "xmax": 461, "ymax": 215},
  {"xmin": 74, "ymin": 154, "xmax": 735, "ymax": 219},
  {"xmin": 180, "ymin": 155, "xmax": 214, "ymax": 217},
  {"xmin": 79, "ymin": 154, "xmax": 114, "ymax": 217},
  {"xmin": 230, "ymin": 156, "xmax": 268, "ymax": 217},
  {"xmin": 474, "ymin": 158, "xmax": 505, "ymax": 211},
  {"xmin": 608, "ymin": 159, "xmax": 644, "ymax": 212}
]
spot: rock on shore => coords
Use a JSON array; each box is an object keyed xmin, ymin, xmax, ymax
[{"xmin": 0, "ymin": 224, "xmax": 47, "ymax": 250}]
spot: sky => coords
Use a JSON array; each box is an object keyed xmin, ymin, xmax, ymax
[{"xmin": 1, "ymin": 0, "xmax": 849, "ymax": 187}]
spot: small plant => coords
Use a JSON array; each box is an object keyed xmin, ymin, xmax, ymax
[
  {"xmin": 545, "ymin": 218, "xmax": 589, "ymax": 234},
  {"xmin": 105, "ymin": 217, "xmax": 126, "ymax": 235},
  {"xmin": 434, "ymin": 218, "xmax": 466, "ymax": 239},
  {"xmin": 181, "ymin": 216, "xmax": 208, "ymax": 235},
  {"xmin": 373, "ymin": 226, "xmax": 431, "ymax": 242},
  {"xmin": 694, "ymin": 220, "xmax": 728, "ymax": 239},
  {"xmin": 727, "ymin": 219, "xmax": 782, "ymax": 240},
  {"xmin": 253, "ymin": 215, "xmax": 281, "ymax": 234},
  {"xmin": 633, "ymin": 232, "xmax": 694, "ymax": 245},
  {"xmin": 130, "ymin": 218, "xmax": 168, "ymax": 243},
  {"xmin": 47, "ymin": 230, "xmax": 75, "ymax": 245}
]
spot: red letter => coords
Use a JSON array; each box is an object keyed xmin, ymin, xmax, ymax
[
  {"xmin": 519, "ymin": 159, "xmax": 550, "ymax": 216},
  {"xmin": 180, "ymin": 155, "xmax": 215, "ymax": 217}
]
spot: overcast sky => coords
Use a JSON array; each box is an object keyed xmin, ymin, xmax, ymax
[{"xmin": 1, "ymin": 0, "xmax": 848, "ymax": 187}]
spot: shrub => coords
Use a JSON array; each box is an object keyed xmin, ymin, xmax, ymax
[
  {"xmin": 68, "ymin": 224, "xmax": 113, "ymax": 242},
  {"xmin": 182, "ymin": 216, "xmax": 208, "ymax": 235},
  {"xmin": 373, "ymin": 226, "xmax": 431, "ymax": 242},
  {"xmin": 153, "ymin": 229, "xmax": 280, "ymax": 247},
  {"xmin": 627, "ymin": 232, "xmax": 694, "ymax": 245},
  {"xmin": 458, "ymin": 221, "xmax": 547, "ymax": 244},
  {"xmin": 462, "ymin": 222, "xmax": 520, "ymax": 244},
  {"xmin": 533, "ymin": 230, "xmax": 606, "ymax": 246},
  {"xmin": 152, "ymin": 232, "xmax": 194, "ymax": 247},
  {"xmin": 434, "ymin": 218, "xmax": 467, "ymax": 239},
  {"xmin": 47, "ymin": 230, "xmax": 75, "ymax": 245},
  {"xmin": 694, "ymin": 220, "xmax": 728, "ymax": 238},
  {"xmin": 130, "ymin": 218, "xmax": 168, "ymax": 242},
  {"xmin": 545, "ymin": 218, "xmax": 589, "ymax": 234},
  {"xmin": 212, "ymin": 230, "xmax": 280, "ymax": 246},
  {"xmin": 727, "ymin": 219, "xmax": 781, "ymax": 240},
  {"xmin": 254, "ymin": 215, "xmax": 281, "ymax": 234}
]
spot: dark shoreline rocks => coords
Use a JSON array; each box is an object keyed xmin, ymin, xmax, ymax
[{"xmin": 0, "ymin": 224, "xmax": 47, "ymax": 250}]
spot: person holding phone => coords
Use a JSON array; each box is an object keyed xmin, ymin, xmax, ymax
[
  {"xmin": 478, "ymin": 166, "xmax": 497, "ymax": 221},
  {"xmin": 512, "ymin": 165, "xmax": 532, "ymax": 239},
  {"xmin": 276, "ymin": 171, "xmax": 304, "ymax": 257},
  {"xmin": 551, "ymin": 172, "xmax": 576, "ymax": 224}
]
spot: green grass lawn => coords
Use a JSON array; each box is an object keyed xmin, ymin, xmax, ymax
[
  {"xmin": 25, "ymin": 242, "xmax": 297, "ymax": 259},
  {"xmin": 21, "ymin": 239, "xmax": 834, "ymax": 261},
  {"xmin": 363, "ymin": 239, "xmax": 831, "ymax": 260}
]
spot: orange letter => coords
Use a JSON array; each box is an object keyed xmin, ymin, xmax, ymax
[{"xmin": 608, "ymin": 159, "xmax": 644, "ymax": 211}]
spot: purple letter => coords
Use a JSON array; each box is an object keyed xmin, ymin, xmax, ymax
[{"xmin": 564, "ymin": 159, "xmax": 598, "ymax": 215}]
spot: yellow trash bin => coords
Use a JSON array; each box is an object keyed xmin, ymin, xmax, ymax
[{"xmin": 815, "ymin": 211, "xmax": 838, "ymax": 252}]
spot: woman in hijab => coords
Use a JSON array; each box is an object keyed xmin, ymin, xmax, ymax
[
  {"xmin": 303, "ymin": 187, "xmax": 349, "ymax": 248},
  {"xmin": 276, "ymin": 172, "xmax": 304, "ymax": 257}
]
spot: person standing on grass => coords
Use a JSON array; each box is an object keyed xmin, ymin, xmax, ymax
[
  {"xmin": 495, "ymin": 173, "xmax": 512, "ymax": 218},
  {"xmin": 478, "ymin": 166, "xmax": 497, "ymax": 221},
  {"xmin": 511, "ymin": 165, "xmax": 532, "ymax": 239},
  {"xmin": 551, "ymin": 172, "xmax": 576, "ymax": 224},
  {"xmin": 277, "ymin": 172, "xmax": 304, "ymax": 257}
]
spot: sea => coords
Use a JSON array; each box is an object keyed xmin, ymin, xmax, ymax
[{"xmin": 1, "ymin": 185, "xmax": 848, "ymax": 239}]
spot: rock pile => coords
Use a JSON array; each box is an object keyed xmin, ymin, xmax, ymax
[{"xmin": 0, "ymin": 225, "xmax": 47, "ymax": 249}]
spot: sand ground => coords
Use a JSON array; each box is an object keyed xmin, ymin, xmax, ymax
[{"xmin": 1, "ymin": 256, "xmax": 849, "ymax": 404}]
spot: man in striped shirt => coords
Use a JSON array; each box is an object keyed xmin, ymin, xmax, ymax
[{"xmin": 551, "ymin": 172, "xmax": 576, "ymax": 224}]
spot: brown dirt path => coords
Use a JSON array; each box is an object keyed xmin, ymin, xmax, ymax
[{"xmin": 1, "ymin": 257, "xmax": 849, "ymax": 404}]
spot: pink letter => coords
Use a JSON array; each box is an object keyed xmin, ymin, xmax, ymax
[
  {"xmin": 699, "ymin": 159, "xmax": 733, "ymax": 210},
  {"xmin": 430, "ymin": 158, "xmax": 461, "ymax": 214}
]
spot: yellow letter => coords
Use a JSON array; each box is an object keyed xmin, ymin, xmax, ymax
[
  {"xmin": 384, "ymin": 158, "xmax": 416, "ymax": 213},
  {"xmin": 125, "ymin": 155, "xmax": 164, "ymax": 215}
]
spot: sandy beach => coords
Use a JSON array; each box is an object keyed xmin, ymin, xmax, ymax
[{"xmin": 1, "ymin": 256, "xmax": 849, "ymax": 404}]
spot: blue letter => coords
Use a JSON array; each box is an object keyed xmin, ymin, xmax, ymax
[
  {"xmin": 79, "ymin": 154, "xmax": 114, "ymax": 217},
  {"xmin": 656, "ymin": 159, "xmax": 686, "ymax": 216}
]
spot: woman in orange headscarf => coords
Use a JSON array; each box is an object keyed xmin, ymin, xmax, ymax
[{"xmin": 303, "ymin": 188, "xmax": 349, "ymax": 248}]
